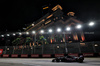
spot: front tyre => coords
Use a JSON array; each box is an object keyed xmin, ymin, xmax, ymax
[
  {"xmin": 56, "ymin": 59, "xmax": 61, "ymax": 62},
  {"xmin": 52, "ymin": 59, "xmax": 56, "ymax": 62}
]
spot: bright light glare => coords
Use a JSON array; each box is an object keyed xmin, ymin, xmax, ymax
[
  {"xmin": 32, "ymin": 31, "xmax": 36, "ymax": 34},
  {"xmin": 76, "ymin": 25, "xmax": 82, "ymax": 29},
  {"xmin": 7, "ymin": 34, "xmax": 10, "ymax": 36},
  {"xmin": 49, "ymin": 29, "xmax": 53, "ymax": 33},
  {"xmin": 26, "ymin": 32, "xmax": 29, "ymax": 35},
  {"xmin": 19, "ymin": 33, "xmax": 22, "ymax": 35},
  {"xmin": 95, "ymin": 44, "xmax": 98, "ymax": 47},
  {"xmin": 57, "ymin": 28, "xmax": 61, "ymax": 32},
  {"xmin": 1, "ymin": 35, "xmax": 4, "ymax": 37},
  {"xmin": 13, "ymin": 33, "xmax": 16, "ymax": 36},
  {"xmin": 89, "ymin": 22, "xmax": 95, "ymax": 26},
  {"xmin": 32, "ymin": 24, "xmax": 34, "ymax": 26},
  {"xmin": 40, "ymin": 30, "xmax": 44, "ymax": 33},
  {"xmin": 66, "ymin": 27, "xmax": 71, "ymax": 31}
]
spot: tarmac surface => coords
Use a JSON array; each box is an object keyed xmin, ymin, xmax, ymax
[{"xmin": 0, "ymin": 58, "xmax": 100, "ymax": 66}]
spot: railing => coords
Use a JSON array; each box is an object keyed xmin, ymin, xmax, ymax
[{"xmin": 0, "ymin": 41, "xmax": 100, "ymax": 55}]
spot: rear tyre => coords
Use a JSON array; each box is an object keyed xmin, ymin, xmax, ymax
[{"xmin": 79, "ymin": 60, "xmax": 83, "ymax": 63}]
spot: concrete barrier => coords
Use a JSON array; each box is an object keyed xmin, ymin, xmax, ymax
[
  {"xmin": 83, "ymin": 53, "xmax": 93, "ymax": 57},
  {"xmin": 42, "ymin": 54, "xmax": 51, "ymax": 57},
  {"xmin": 0, "ymin": 49, "xmax": 3, "ymax": 55},
  {"xmin": 68, "ymin": 53, "xmax": 78, "ymax": 57},
  {"xmin": 31, "ymin": 54, "xmax": 39, "ymax": 58},
  {"xmin": 11, "ymin": 54, "xmax": 18, "ymax": 58},
  {"xmin": 55, "ymin": 54, "xmax": 64, "ymax": 57},
  {"xmin": 3, "ymin": 54, "xmax": 9, "ymax": 58},
  {"xmin": 21, "ymin": 54, "xmax": 28, "ymax": 58},
  {"xmin": 99, "ymin": 53, "xmax": 100, "ymax": 56}
]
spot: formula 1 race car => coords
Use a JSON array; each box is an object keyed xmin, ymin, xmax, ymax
[{"xmin": 52, "ymin": 55, "xmax": 84, "ymax": 63}]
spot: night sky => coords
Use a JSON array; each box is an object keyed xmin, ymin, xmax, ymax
[{"xmin": 0, "ymin": 0, "xmax": 100, "ymax": 32}]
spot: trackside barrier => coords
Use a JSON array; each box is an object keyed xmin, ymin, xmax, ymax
[
  {"xmin": 83, "ymin": 53, "xmax": 94, "ymax": 57},
  {"xmin": 31, "ymin": 54, "xmax": 39, "ymax": 58},
  {"xmin": 1, "ymin": 53, "xmax": 100, "ymax": 58},
  {"xmin": 42, "ymin": 54, "xmax": 51, "ymax": 58},
  {"xmin": 3, "ymin": 54, "xmax": 9, "ymax": 58},
  {"xmin": 68, "ymin": 53, "xmax": 78, "ymax": 57},
  {"xmin": 55, "ymin": 54, "xmax": 64, "ymax": 57},
  {"xmin": 99, "ymin": 53, "xmax": 100, "ymax": 56},
  {"xmin": 0, "ymin": 49, "xmax": 3, "ymax": 55},
  {"xmin": 11, "ymin": 54, "xmax": 18, "ymax": 58},
  {"xmin": 21, "ymin": 54, "xmax": 28, "ymax": 58}
]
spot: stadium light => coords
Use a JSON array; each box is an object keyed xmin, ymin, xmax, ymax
[
  {"xmin": 26, "ymin": 32, "xmax": 29, "ymax": 35},
  {"xmin": 76, "ymin": 24, "xmax": 82, "ymax": 29},
  {"xmin": 32, "ymin": 24, "xmax": 34, "ymax": 26},
  {"xmin": 40, "ymin": 30, "xmax": 44, "ymax": 34},
  {"xmin": 48, "ymin": 29, "xmax": 53, "ymax": 33},
  {"xmin": 13, "ymin": 33, "xmax": 16, "ymax": 36},
  {"xmin": 7, "ymin": 34, "xmax": 10, "ymax": 36},
  {"xmin": 23, "ymin": 28, "xmax": 26, "ymax": 30},
  {"xmin": 32, "ymin": 31, "xmax": 36, "ymax": 34},
  {"xmin": 66, "ymin": 27, "xmax": 71, "ymax": 31},
  {"xmin": 95, "ymin": 44, "xmax": 98, "ymax": 47},
  {"xmin": 57, "ymin": 46, "xmax": 60, "ymax": 49},
  {"xmin": 1, "ymin": 35, "xmax": 4, "ymax": 37},
  {"xmin": 19, "ymin": 33, "xmax": 22, "ymax": 35},
  {"xmin": 89, "ymin": 22, "xmax": 95, "ymax": 26},
  {"xmin": 57, "ymin": 28, "xmax": 61, "ymax": 32}
]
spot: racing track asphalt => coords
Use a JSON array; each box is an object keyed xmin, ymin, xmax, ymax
[{"xmin": 0, "ymin": 58, "xmax": 100, "ymax": 66}]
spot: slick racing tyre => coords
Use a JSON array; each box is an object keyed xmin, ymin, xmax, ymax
[
  {"xmin": 79, "ymin": 60, "xmax": 83, "ymax": 63},
  {"xmin": 56, "ymin": 59, "xmax": 60, "ymax": 62},
  {"xmin": 52, "ymin": 59, "xmax": 56, "ymax": 62}
]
